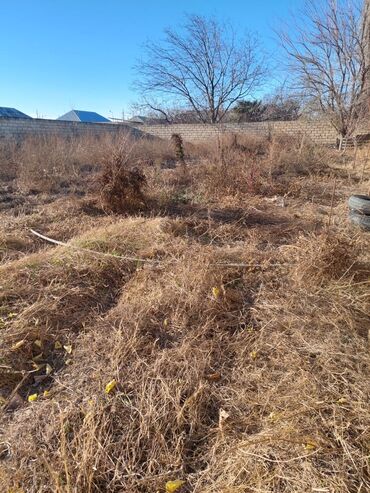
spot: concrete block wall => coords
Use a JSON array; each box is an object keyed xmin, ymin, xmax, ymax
[
  {"xmin": 0, "ymin": 117, "xmax": 137, "ymax": 140},
  {"xmin": 0, "ymin": 116, "xmax": 339, "ymax": 145},
  {"xmin": 130, "ymin": 120, "xmax": 339, "ymax": 145}
]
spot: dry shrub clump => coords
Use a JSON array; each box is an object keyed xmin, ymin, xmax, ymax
[
  {"xmin": 187, "ymin": 132, "xmax": 333, "ymax": 205},
  {"xmin": 95, "ymin": 133, "xmax": 184, "ymax": 213},
  {"xmin": 97, "ymin": 146, "xmax": 147, "ymax": 213},
  {"xmin": 96, "ymin": 134, "xmax": 194, "ymax": 212}
]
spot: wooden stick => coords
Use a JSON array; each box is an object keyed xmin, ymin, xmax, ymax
[
  {"xmin": 29, "ymin": 229, "xmax": 159, "ymax": 264},
  {"xmin": 29, "ymin": 229, "xmax": 279, "ymax": 269},
  {"xmin": 2, "ymin": 373, "xmax": 31, "ymax": 411}
]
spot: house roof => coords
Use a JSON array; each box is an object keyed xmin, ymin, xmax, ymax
[
  {"xmin": 0, "ymin": 107, "xmax": 32, "ymax": 119},
  {"xmin": 129, "ymin": 115, "xmax": 150, "ymax": 124},
  {"xmin": 128, "ymin": 115, "xmax": 169, "ymax": 125},
  {"xmin": 57, "ymin": 110, "xmax": 110, "ymax": 123}
]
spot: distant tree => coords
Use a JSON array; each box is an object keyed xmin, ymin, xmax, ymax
[
  {"xmin": 233, "ymin": 100, "xmax": 266, "ymax": 122},
  {"xmin": 130, "ymin": 100, "xmax": 204, "ymax": 123},
  {"xmin": 135, "ymin": 14, "xmax": 267, "ymax": 123},
  {"xmin": 262, "ymin": 93, "xmax": 301, "ymax": 121},
  {"xmin": 231, "ymin": 94, "xmax": 301, "ymax": 123},
  {"xmin": 279, "ymin": 0, "xmax": 370, "ymax": 147}
]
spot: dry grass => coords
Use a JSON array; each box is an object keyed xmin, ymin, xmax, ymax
[
  {"xmin": 0, "ymin": 132, "xmax": 369, "ymax": 493},
  {"xmin": 185, "ymin": 133, "xmax": 335, "ymax": 205},
  {"xmin": 0, "ymin": 140, "xmax": 19, "ymax": 181},
  {"xmin": 11, "ymin": 132, "xmax": 175, "ymax": 194}
]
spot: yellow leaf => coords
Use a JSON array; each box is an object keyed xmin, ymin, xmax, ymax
[
  {"xmin": 54, "ymin": 341, "xmax": 62, "ymax": 349},
  {"xmin": 250, "ymin": 350, "xmax": 258, "ymax": 360},
  {"xmin": 65, "ymin": 358, "xmax": 72, "ymax": 365},
  {"xmin": 63, "ymin": 344, "xmax": 72, "ymax": 354},
  {"xmin": 31, "ymin": 362, "xmax": 42, "ymax": 371},
  {"xmin": 28, "ymin": 393, "xmax": 38, "ymax": 403},
  {"xmin": 268, "ymin": 411, "xmax": 281, "ymax": 423},
  {"xmin": 165, "ymin": 480, "xmax": 185, "ymax": 493},
  {"xmin": 11, "ymin": 340, "xmax": 25, "ymax": 350},
  {"xmin": 304, "ymin": 442, "xmax": 316, "ymax": 451},
  {"xmin": 163, "ymin": 318, "xmax": 169, "ymax": 327},
  {"xmin": 7, "ymin": 312, "xmax": 17, "ymax": 319},
  {"xmin": 43, "ymin": 390, "xmax": 50, "ymax": 398},
  {"xmin": 34, "ymin": 339, "xmax": 42, "ymax": 348},
  {"xmin": 212, "ymin": 286, "xmax": 221, "ymax": 299},
  {"xmin": 105, "ymin": 379, "xmax": 117, "ymax": 394},
  {"xmin": 45, "ymin": 364, "xmax": 53, "ymax": 375},
  {"xmin": 337, "ymin": 397, "xmax": 347, "ymax": 405}
]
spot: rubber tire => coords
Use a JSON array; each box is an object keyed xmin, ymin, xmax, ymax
[
  {"xmin": 348, "ymin": 195, "xmax": 370, "ymax": 215},
  {"xmin": 349, "ymin": 211, "xmax": 370, "ymax": 231}
]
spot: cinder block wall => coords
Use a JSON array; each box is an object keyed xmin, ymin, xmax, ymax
[
  {"xmin": 0, "ymin": 117, "xmax": 339, "ymax": 145},
  {"xmin": 0, "ymin": 117, "xmax": 137, "ymax": 140},
  {"xmin": 131, "ymin": 121, "xmax": 339, "ymax": 145}
]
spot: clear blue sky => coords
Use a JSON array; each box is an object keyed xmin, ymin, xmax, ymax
[{"xmin": 0, "ymin": 0, "xmax": 304, "ymax": 119}]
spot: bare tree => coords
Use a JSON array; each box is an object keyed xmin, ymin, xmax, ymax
[
  {"xmin": 130, "ymin": 99, "xmax": 202, "ymax": 123},
  {"xmin": 280, "ymin": 0, "xmax": 370, "ymax": 148},
  {"xmin": 135, "ymin": 14, "xmax": 267, "ymax": 124}
]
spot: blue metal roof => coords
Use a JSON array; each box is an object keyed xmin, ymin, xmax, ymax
[
  {"xmin": 57, "ymin": 110, "xmax": 110, "ymax": 123},
  {"xmin": 0, "ymin": 107, "xmax": 32, "ymax": 119}
]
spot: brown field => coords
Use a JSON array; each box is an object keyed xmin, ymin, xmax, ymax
[{"xmin": 0, "ymin": 131, "xmax": 369, "ymax": 493}]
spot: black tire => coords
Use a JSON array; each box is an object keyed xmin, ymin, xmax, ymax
[
  {"xmin": 349, "ymin": 211, "xmax": 370, "ymax": 231},
  {"xmin": 348, "ymin": 195, "xmax": 370, "ymax": 215}
]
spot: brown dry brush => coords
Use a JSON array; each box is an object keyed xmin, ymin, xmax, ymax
[
  {"xmin": 186, "ymin": 133, "xmax": 334, "ymax": 205},
  {"xmin": 14, "ymin": 134, "xmax": 94, "ymax": 193},
  {"xmin": 0, "ymin": 218, "xmax": 176, "ymax": 400},
  {"xmin": 0, "ymin": 133, "xmax": 369, "ymax": 493},
  {"xmin": 98, "ymin": 151, "xmax": 148, "ymax": 214},
  {"xmin": 0, "ymin": 220, "xmax": 369, "ymax": 493},
  {"xmin": 1, "ymin": 131, "xmax": 336, "ymax": 209},
  {"xmin": 7, "ymin": 132, "xmax": 175, "ymax": 195},
  {"xmin": 97, "ymin": 135, "xmax": 191, "ymax": 210},
  {"xmin": 0, "ymin": 139, "xmax": 19, "ymax": 181}
]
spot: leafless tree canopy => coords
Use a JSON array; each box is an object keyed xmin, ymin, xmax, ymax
[
  {"xmin": 280, "ymin": 0, "xmax": 370, "ymax": 141},
  {"xmin": 135, "ymin": 15, "xmax": 267, "ymax": 123}
]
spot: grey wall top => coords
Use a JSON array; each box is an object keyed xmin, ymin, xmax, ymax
[
  {"xmin": 0, "ymin": 107, "xmax": 32, "ymax": 119},
  {"xmin": 57, "ymin": 110, "xmax": 111, "ymax": 123},
  {"xmin": 0, "ymin": 116, "xmax": 145, "ymax": 141}
]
